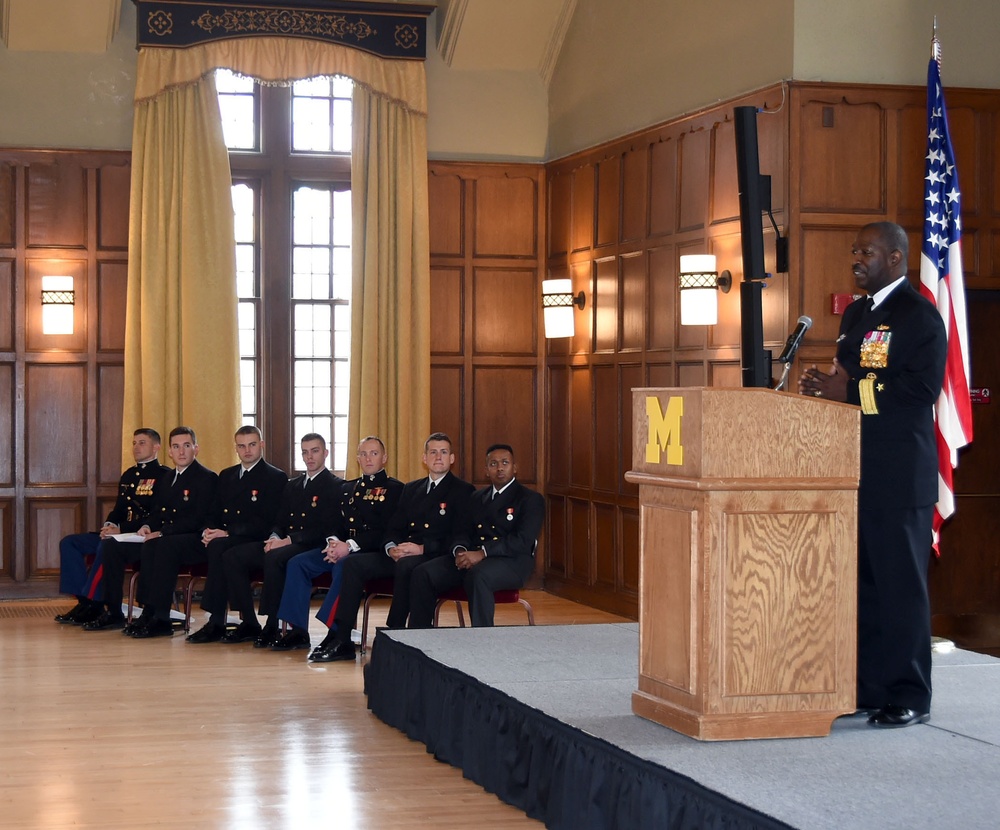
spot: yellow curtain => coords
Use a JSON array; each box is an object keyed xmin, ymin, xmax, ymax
[
  {"xmin": 348, "ymin": 86, "xmax": 431, "ymax": 481},
  {"xmin": 122, "ymin": 72, "xmax": 241, "ymax": 474},
  {"xmin": 126, "ymin": 38, "xmax": 430, "ymax": 480}
]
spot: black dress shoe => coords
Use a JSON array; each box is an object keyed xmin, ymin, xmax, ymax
[
  {"xmin": 54, "ymin": 601, "xmax": 87, "ymax": 623},
  {"xmin": 131, "ymin": 618, "xmax": 174, "ymax": 639},
  {"xmin": 868, "ymin": 704, "xmax": 930, "ymax": 728},
  {"xmin": 70, "ymin": 604, "xmax": 105, "ymax": 626},
  {"xmin": 270, "ymin": 629, "xmax": 311, "ymax": 651},
  {"xmin": 82, "ymin": 612, "xmax": 126, "ymax": 631},
  {"xmin": 222, "ymin": 621, "xmax": 262, "ymax": 644},
  {"xmin": 308, "ymin": 640, "xmax": 356, "ymax": 663},
  {"xmin": 186, "ymin": 623, "xmax": 225, "ymax": 644},
  {"xmin": 123, "ymin": 613, "xmax": 153, "ymax": 637},
  {"xmin": 253, "ymin": 627, "xmax": 281, "ymax": 649}
]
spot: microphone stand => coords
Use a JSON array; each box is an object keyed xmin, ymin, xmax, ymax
[{"xmin": 773, "ymin": 361, "xmax": 793, "ymax": 392}]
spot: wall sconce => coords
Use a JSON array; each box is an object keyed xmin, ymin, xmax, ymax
[
  {"xmin": 542, "ymin": 278, "xmax": 586, "ymax": 338},
  {"xmin": 678, "ymin": 254, "xmax": 731, "ymax": 326},
  {"xmin": 41, "ymin": 276, "xmax": 75, "ymax": 335}
]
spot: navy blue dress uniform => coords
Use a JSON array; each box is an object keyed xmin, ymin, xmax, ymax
[
  {"xmin": 408, "ymin": 479, "xmax": 545, "ymax": 628},
  {"xmin": 321, "ymin": 471, "xmax": 473, "ymax": 649},
  {"xmin": 836, "ymin": 282, "xmax": 946, "ymax": 715},
  {"xmin": 221, "ymin": 468, "xmax": 343, "ymax": 641},
  {"xmin": 277, "ymin": 468, "xmax": 404, "ymax": 636},
  {"xmin": 85, "ymin": 460, "xmax": 219, "ymax": 630},
  {"xmin": 55, "ymin": 458, "xmax": 169, "ymax": 623},
  {"xmin": 137, "ymin": 459, "xmax": 288, "ymax": 638}
]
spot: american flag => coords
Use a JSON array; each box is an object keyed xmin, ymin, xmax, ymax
[{"xmin": 919, "ymin": 35, "xmax": 973, "ymax": 551}]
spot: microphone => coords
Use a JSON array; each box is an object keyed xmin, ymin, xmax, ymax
[{"xmin": 776, "ymin": 315, "xmax": 812, "ymax": 364}]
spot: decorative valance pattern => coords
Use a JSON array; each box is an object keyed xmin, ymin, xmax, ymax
[{"xmin": 132, "ymin": 0, "xmax": 434, "ymax": 59}]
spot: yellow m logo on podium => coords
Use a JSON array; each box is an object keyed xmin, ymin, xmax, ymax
[{"xmin": 645, "ymin": 396, "xmax": 683, "ymax": 465}]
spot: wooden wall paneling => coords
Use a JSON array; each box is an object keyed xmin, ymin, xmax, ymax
[
  {"xmin": 97, "ymin": 261, "xmax": 128, "ymax": 353},
  {"xmin": 709, "ymin": 231, "xmax": 744, "ymax": 349},
  {"xmin": 595, "ymin": 155, "xmax": 621, "ymax": 247},
  {"xmin": 97, "ymin": 364, "xmax": 124, "ymax": 485},
  {"xmin": 708, "ymin": 362, "xmax": 742, "ymax": 388},
  {"xmin": 25, "ymin": 161, "xmax": 87, "ymax": 249},
  {"xmin": 97, "ymin": 163, "xmax": 131, "ymax": 251},
  {"xmin": 429, "ymin": 365, "xmax": 465, "ymax": 476},
  {"xmin": 25, "ymin": 257, "xmax": 87, "ymax": 353},
  {"xmin": 676, "ymin": 362, "xmax": 706, "ymax": 387},
  {"xmin": 593, "ymin": 501, "xmax": 616, "ymax": 589},
  {"xmin": 571, "ymin": 164, "xmax": 595, "ymax": 252},
  {"xmin": 472, "ymin": 267, "xmax": 537, "ymax": 355},
  {"xmin": 647, "ymin": 245, "xmax": 675, "ymax": 350},
  {"xmin": 0, "ymin": 162, "xmax": 14, "ymax": 247},
  {"xmin": 799, "ymin": 227, "xmax": 860, "ymax": 343},
  {"xmin": 620, "ymin": 252, "xmax": 645, "ymax": 352},
  {"xmin": 620, "ymin": 507, "xmax": 639, "ymax": 595},
  {"xmin": 621, "ymin": 144, "xmax": 648, "ymax": 243},
  {"xmin": 25, "ymin": 362, "xmax": 86, "ymax": 486},
  {"xmin": 569, "ymin": 366, "xmax": 592, "ymax": 489},
  {"xmin": 27, "ymin": 499, "xmax": 82, "ymax": 576},
  {"xmin": 98, "ymin": 497, "xmax": 117, "ymax": 528},
  {"xmin": 592, "ymin": 364, "xmax": 617, "ymax": 493},
  {"xmin": 430, "ymin": 266, "xmax": 464, "ymax": 355},
  {"xmin": 0, "ymin": 498, "xmax": 11, "ymax": 577},
  {"xmin": 677, "ymin": 128, "xmax": 710, "ymax": 233},
  {"xmin": 619, "ymin": 363, "xmax": 642, "ymax": 497},
  {"xmin": 0, "ymin": 363, "xmax": 11, "ymax": 487},
  {"xmin": 594, "ymin": 256, "xmax": 618, "ymax": 352},
  {"xmin": 647, "ymin": 362, "xmax": 674, "ymax": 389},
  {"xmin": 546, "ymin": 494, "xmax": 567, "ymax": 576},
  {"xmin": 798, "ymin": 99, "xmax": 884, "ymax": 214},
  {"xmin": 428, "ymin": 170, "xmax": 464, "ymax": 257},
  {"xmin": 474, "ymin": 174, "xmax": 537, "ymax": 258},
  {"xmin": 471, "ymin": 366, "xmax": 537, "ymax": 482},
  {"xmin": 570, "ymin": 260, "xmax": 593, "ymax": 354},
  {"xmin": 569, "ymin": 497, "xmax": 591, "ymax": 583},
  {"xmin": 710, "ymin": 117, "xmax": 741, "ymax": 225},
  {"xmin": 649, "ymin": 137, "xmax": 677, "ymax": 237},
  {"xmin": 0, "ymin": 258, "xmax": 13, "ymax": 351},
  {"xmin": 547, "ymin": 170, "xmax": 572, "ymax": 258},
  {"xmin": 547, "ymin": 365, "xmax": 569, "ymax": 485}
]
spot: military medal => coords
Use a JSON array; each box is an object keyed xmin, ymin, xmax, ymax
[
  {"xmin": 439, "ymin": 502, "xmax": 446, "ymax": 516},
  {"xmin": 251, "ymin": 489, "xmax": 258, "ymax": 502},
  {"xmin": 312, "ymin": 496, "xmax": 318, "ymax": 507},
  {"xmin": 506, "ymin": 508, "xmax": 514, "ymax": 522},
  {"xmin": 183, "ymin": 489, "xmax": 190, "ymax": 502},
  {"xmin": 860, "ymin": 329, "xmax": 891, "ymax": 369}
]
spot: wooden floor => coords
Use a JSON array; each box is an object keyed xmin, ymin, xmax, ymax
[{"xmin": 0, "ymin": 592, "xmax": 628, "ymax": 829}]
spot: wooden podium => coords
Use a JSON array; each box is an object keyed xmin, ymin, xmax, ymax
[{"xmin": 625, "ymin": 387, "xmax": 860, "ymax": 740}]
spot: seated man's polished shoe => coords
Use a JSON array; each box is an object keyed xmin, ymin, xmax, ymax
[
  {"xmin": 270, "ymin": 629, "xmax": 310, "ymax": 651},
  {"xmin": 54, "ymin": 602, "xmax": 86, "ymax": 624},
  {"xmin": 123, "ymin": 613, "xmax": 153, "ymax": 637},
  {"xmin": 253, "ymin": 627, "xmax": 281, "ymax": 649},
  {"xmin": 868, "ymin": 704, "xmax": 930, "ymax": 728},
  {"xmin": 70, "ymin": 603, "xmax": 105, "ymax": 626},
  {"xmin": 186, "ymin": 623, "xmax": 224, "ymax": 644},
  {"xmin": 221, "ymin": 621, "xmax": 262, "ymax": 644},
  {"xmin": 82, "ymin": 612, "xmax": 126, "ymax": 631},
  {"xmin": 308, "ymin": 640, "xmax": 356, "ymax": 663},
  {"xmin": 131, "ymin": 618, "xmax": 174, "ymax": 639}
]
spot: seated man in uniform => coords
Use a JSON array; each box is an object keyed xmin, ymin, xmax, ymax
[
  {"xmin": 54, "ymin": 428, "xmax": 167, "ymax": 626},
  {"xmin": 269, "ymin": 435, "xmax": 403, "ymax": 653},
  {"xmin": 308, "ymin": 432, "xmax": 473, "ymax": 662},
  {"xmin": 83, "ymin": 426, "xmax": 218, "ymax": 632},
  {"xmin": 131, "ymin": 424, "xmax": 288, "ymax": 642},
  {"xmin": 408, "ymin": 443, "xmax": 545, "ymax": 629},
  {"xmin": 219, "ymin": 433, "xmax": 343, "ymax": 648}
]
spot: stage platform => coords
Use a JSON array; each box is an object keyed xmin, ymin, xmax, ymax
[{"xmin": 366, "ymin": 623, "xmax": 1000, "ymax": 830}]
